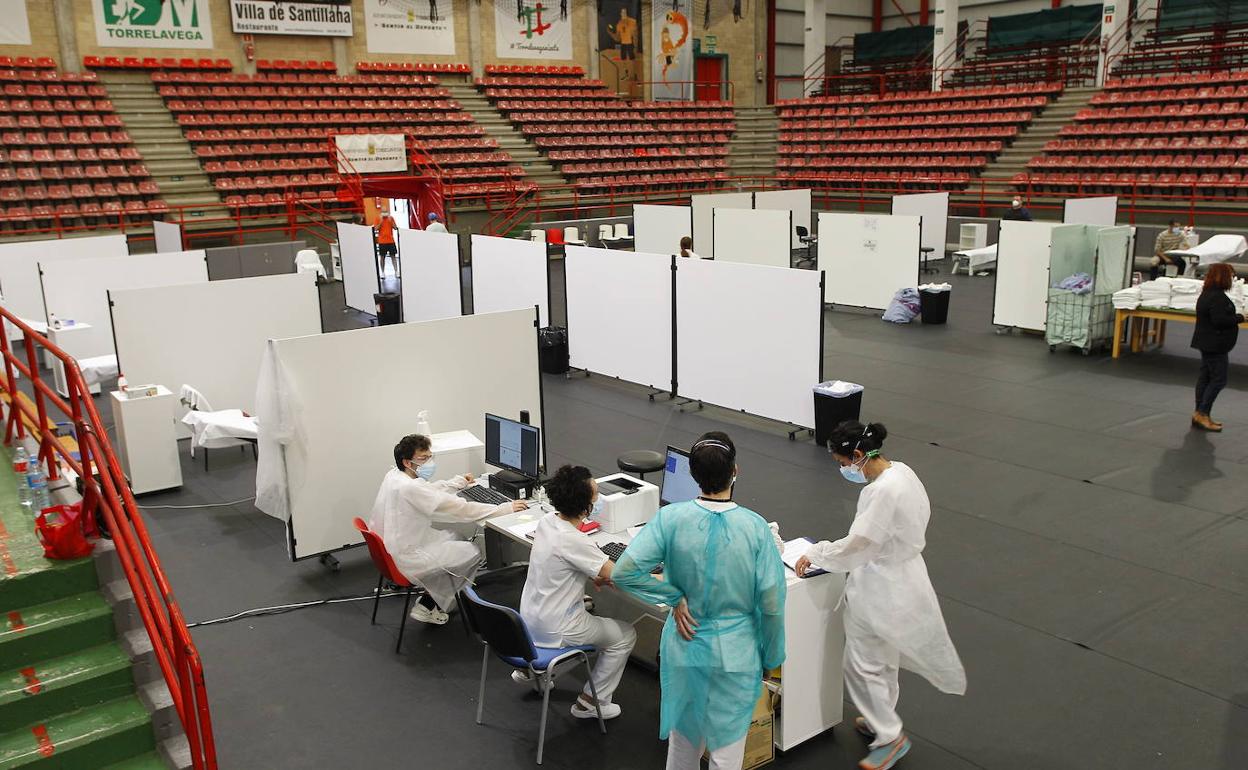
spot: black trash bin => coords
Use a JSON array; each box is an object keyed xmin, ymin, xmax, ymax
[
  {"xmin": 920, "ymin": 286, "xmax": 951, "ymax": 325},
  {"xmin": 538, "ymin": 326, "xmax": 569, "ymax": 374},
  {"xmin": 813, "ymin": 381, "xmax": 864, "ymax": 448},
  {"xmin": 373, "ymin": 292, "xmax": 401, "ymax": 325}
]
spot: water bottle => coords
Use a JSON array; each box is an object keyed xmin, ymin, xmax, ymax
[
  {"xmin": 13, "ymin": 447, "xmax": 31, "ymax": 508},
  {"xmin": 28, "ymin": 467, "xmax": 49, "ymax": 514}
]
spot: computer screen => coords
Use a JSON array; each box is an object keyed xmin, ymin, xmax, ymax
[
  {"xmin": 485, "ymin": 413, "xmax": 540, "ymax": 478},
  {"xmin": 660, "ymin": 446, "xmax": 700, "ymax": 506}
]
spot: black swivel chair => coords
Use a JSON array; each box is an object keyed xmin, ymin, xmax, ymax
[{"xmin": 795, "ymin": 225, "xmax": 818, "ymax": 268}]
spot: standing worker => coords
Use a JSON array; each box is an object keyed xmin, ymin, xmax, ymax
[
  {"xmin": 613, "ymin": 432, "xmax": 786, "ymax": 770},
  {"xmin": 376, "ymin": 210, "xmax": 398, "ymax": 276},
  {"xmin": 796, "ymin": 421, "xmax": 966, "ymax": 770},
  {"xmin": 1191, "ymin": 263, "xmax": 1245, "ymax": 432},
  {"xmin": 426, "ymin": 211, "xmax": 449, "ymax": 233}
]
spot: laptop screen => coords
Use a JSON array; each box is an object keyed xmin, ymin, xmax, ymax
[{"xmin": 660, "ymin": 446, "xmax": 699, "ymax": 506}]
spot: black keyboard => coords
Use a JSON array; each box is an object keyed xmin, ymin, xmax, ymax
[
  {"xmin": 459, "ymin": 485, "xmax": 511, "ymax": 505},
  {"xmin": 600, "ymin": 541, "xmax": 662, "ymax": 574}
]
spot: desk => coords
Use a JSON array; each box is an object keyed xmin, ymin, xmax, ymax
[
  {"xmin": 483, "ymin": 509, "xmax": 846, "ymax": 752},
  {"xmin": 1112, "ymin": 307, "xmax": 1248, "ymax": 358}
]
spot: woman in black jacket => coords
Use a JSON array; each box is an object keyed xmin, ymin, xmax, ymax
[{"xmin": 1191, "ymin": 263, "xmax": 1245, "ymax": 432}]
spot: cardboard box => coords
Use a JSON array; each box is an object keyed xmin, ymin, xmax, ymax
[{"xmin": 707, "ymin": 689, "xmax": 775, "ymax": 769}]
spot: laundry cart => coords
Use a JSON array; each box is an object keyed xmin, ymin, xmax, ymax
[{"xmin": 1045, "ymin": 225, "xmax": 1134, "ymax": 355}]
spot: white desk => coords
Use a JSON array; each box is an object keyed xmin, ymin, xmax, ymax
[
  {"xmin": 483, "ymin": 508, "xmax": 845, "ymax": 752},
  {"xmin": 48, "ymin": 323, "xmax": 100, "ymax": 397},
  {"xmin": 110, "ymin": 385, "xmax": 182, "ymax": 494}
]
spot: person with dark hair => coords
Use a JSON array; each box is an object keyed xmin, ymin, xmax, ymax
[
  {"xmin": 376, "ymin": 211, "xmax": 398, "ymax": 276},
  {"xmin": 678, "ymin": 236, "xmax": 700, "ymax": 259},
  {"xmin": 1191, "ymin": 262, "xmax": 1245, "ymax": 432},
  {"xmin": 612, "ymin": 432, "xmax": 786, "ymax": 770},
  {"xmin": 795, "ymin": 421, "xmax": 965, "ymax": 770},
  {"xmin": 1151, "ymin": 219, "xmax": 1188, "ymax": 279},
  {"xmin": 369, "ymin": 434, "xmax": 528, "ymax": 625},
  {"xmin": 518, "ymin": 465, "xmax": 637, "ymax": 719}
]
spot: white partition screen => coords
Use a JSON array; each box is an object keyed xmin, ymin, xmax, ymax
[
  {"xmin": 337, "ymin": 222, "xmax": 379, "ymax": 315},
  {"xmin": 152, "ymin": 221, "xmax": 183, "ymax": 253},
  {"xmin": 565, "ymin": 245, "xmax": 672, "ymax": 390},
  {"xmin": 111, "ymin": 273, "xmax": 321, "ymax": 419},
  {"xmin": 633, "ymin": 204, "xmax": 692, "ymax": 255},
  {"xmin": 892, "ymin": 192, "xmax": 949, "ymax": 259},
  {"xmin": 470, "ymin": 234, "xmax": 549, "ymax": 326},
  {"xmin": 398, "ymin": 228, "xmax": 462, "ymax": 323},
  {"xmin": 818, "ymin": 212, "xmax": 921, "ymax": 310},
  {"xmin": 713, "ymin": 208, "xmax": 792, "ymax": 268},
  {"xmin": 40, "ymin": 250, "xmax": 208, "ymax": 359},
  {"xmin": 692, "ymin": 192, "xmax": 752, "ymax": 258},
  {"xmin": 1063, "ymin": 196, "xmax": 1118, "ymax": 226},
  {"xmin": 677, "ymin": 260, "xmax": 822, "ymax": 428},
  {"xmin": 0, "ymin": 235, "xmax": 128, "ymax": 324},
  {"xmin": 993, "ymin": 221, "xmax": 1058, "ymax": 331},
  {"xmin": 254, "ymin": 308, "xmax": 544, "ymax": 559},
  {"xmin": 754, "ymin": 188, "xmax": 812, "ymax": 248}
]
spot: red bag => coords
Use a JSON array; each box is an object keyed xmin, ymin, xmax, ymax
[{"xmin": 35, "ymin": 505, "xmax": 94, "ymax": 560}]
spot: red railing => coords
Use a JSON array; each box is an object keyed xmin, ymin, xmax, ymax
[{"xmin": 0, "ymin": 314, "xmax": 217, "ymax": 769}]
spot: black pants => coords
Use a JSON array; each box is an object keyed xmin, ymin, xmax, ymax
[
  {"xmin": 1196, "ymin": 351, "xmax": 1229, "ymax": 415},
  {"xmin": 1150, "ymin": 254, "xmax": 1186, "ymax": 280}
]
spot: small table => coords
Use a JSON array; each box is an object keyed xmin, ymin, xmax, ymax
[{"xmin": 1112, "ymin": 307, "xmax": 1248, "ymax": 358}]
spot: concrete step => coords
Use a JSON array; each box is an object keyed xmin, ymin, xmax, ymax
[
  {"xmin": 0, "ymin": 593, "xmax": 115, "ymax": 670},
  {"xmin": 0, "ymin": 695, "xmax": 154, "ymax": 770},
  {"xmin": 0, "ymin": 643, "xmax": 132, "ymax": 729}
]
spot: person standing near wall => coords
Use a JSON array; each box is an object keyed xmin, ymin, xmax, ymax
[
  {"xmin": 377, "ymin": 211, "xmax": 398, "ymax": 276},
  {"xmin": 1191, "ymin": 263, "xmax": 1245, "ymax": 432}
]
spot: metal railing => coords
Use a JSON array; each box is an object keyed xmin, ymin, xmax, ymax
[{"xmin": 0, "ymin": 313, "xmax": 217, "ymax": 769}]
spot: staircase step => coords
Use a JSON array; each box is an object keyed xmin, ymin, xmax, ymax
[
  {"xmin": 0, "ymin": 593, "xmax": 115, "ymax": 670},
  {"xmin": 101, "ymin": 753, "xmax": 168, "ymax": 770},
  {"xmin": 0, "ymin": 695, "xmax": 154, "ymax": 770},
  {"xmin": 0, "ymin": 643, "xmax": 132, "ymax": 728},
  {"xmin": 0, "ymin": 471, "xmax": 98, "ymax": 611}
]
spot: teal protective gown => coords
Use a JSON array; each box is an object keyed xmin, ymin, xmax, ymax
[{"xmin": 613, "ymin": 500, "xmax": 786, "ymax": 750}]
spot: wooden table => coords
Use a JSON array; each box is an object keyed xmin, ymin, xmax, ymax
[{"xmin": 1113, "ymin": 307, "xmax": 1248, "ymax": 358}]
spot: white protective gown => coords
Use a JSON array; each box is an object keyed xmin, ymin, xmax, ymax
[
  {"xmin": 367, "ymin": 468, "xmax": 511, "ymax": 610},
  {"xmin": 805, "ymin": 461, "xmax": 966, "ymax": 695}
]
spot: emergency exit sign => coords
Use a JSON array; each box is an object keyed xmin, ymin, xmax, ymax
[{"xmin": 703, "ymin": 35, "xmax": 718, "ymax": 53}]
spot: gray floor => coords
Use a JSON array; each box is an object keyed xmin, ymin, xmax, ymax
[{"xmin": 110, "ymin": 261, "xmax": 1248, "ymax": 769}]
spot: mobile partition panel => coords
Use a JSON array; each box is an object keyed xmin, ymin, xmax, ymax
[
  {"xmin": 39, "ymin": 250, "xmax": 209, "ymax": 360},
  {"xmin": 337, "ymin": 221, "xmax": 380, "ymax": 315},
  {"xmin": 1063, "ymin": 196, "xmax": 1118, "ymax": 226},
  {"xmin": 254, "ymin": 308, "xmax": 545, "ymax": 560},
  {"xmin": 633, "ymin": 203, "xmax": 692, "ymax": 255},
  {"xmin": 676, "ymin": 259, "xmax": 823, "ymax": 429},
  {"xmin": 817, "ymin": 212, "xmax": 922, "ymax": 310},
  {"xmin": 992, "ymin": 221, "xmax": 1058, "ymax": 332},
  {"xmin": 0, "ymin": 235, "xmax": 128, "ymax": 326},
  {"xmin": 398, "ymin": 228, "xmax": 463, "ymax": 323},
  {"xmin": 754, "ymin": 188, "xmax": 812, "ymax": 249},
  {"xmin": 691, "ymin": 191, "xmax": 752, "ymax": 259},
  {"xmin": 470, "ymin": 234, "xmax": 550, "ymax": 326},
  {"xmin": 110, "ymin": 273, "xmax": 322, "ymax": 422},
  {"xmin": 892, "ymin": 192, "xmax": 949, "ymax": 260},
  {"xmin": 152, "ymin": 220, "xmax": 183, "ymax": 253},
  {"xmin": 565, "ymin": 246, "xmax": 673, "ymax": 392},
  {"xmin": 712, "ymin": 208, "xmax": 793, "ymax": 268}
]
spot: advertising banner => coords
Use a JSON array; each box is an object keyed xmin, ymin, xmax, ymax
[
  {"xmin": 93, "ymin": 0, "xmax": 215, "ymax": 49},
  {"xmin": 335, "ymin": 133, "xmax": 408, "ymax": 174},
  {"xmin": 652, "ymin": 0, "xmax": 692, "ymax": 101},
  {"xmin": 230, "ymin": 0, "xmax": 353, "ymax": 37},
  {"xmin": 598, "ymin": 0, "xmax": 641, "ymax": 92},
  {"xmin": 495, "ymin": 0, "xmax": 572, "ymax": 60},
  {"xmin": 364, "ymin": 0, "xmax": 456, "ymax": 55}
]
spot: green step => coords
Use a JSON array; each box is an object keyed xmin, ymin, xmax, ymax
[
  {"xmin": 0, "ymin": 696, "xmax": 154, "ymax": 770},
  {"xmin": 0, "ymin": 643, "xmax": 134, "ymax": 728},
  {"xmin": 0, "ymin": 593, "xmax": 115, "ymax": 670},
  {"xmin": 101, "ymin": 753, "xmax": 168, "ymax": 770}
]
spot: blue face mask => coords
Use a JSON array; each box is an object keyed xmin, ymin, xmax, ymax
[
  {"xmin": 415, "ymin": 461, "xmax": 436, "ymax": 481},
  {"xmin": 590, "ymin": 496, "xmax": 603, "ymax": 517},
  {"xmin": 839, "ymin": 454, "xmax": 871, "ymax": 485}
]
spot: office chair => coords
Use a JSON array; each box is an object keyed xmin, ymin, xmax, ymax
[
  {"xmin": 459, "ymin": 585, "xmax": 606, "ymax": 765},
  {"xmin": 353, "ymin": 517, "xmax": 425, "ymax": 654},
  {"xmin": 795, "ymin": 225, "xmax": 818, "ymax": 268}
]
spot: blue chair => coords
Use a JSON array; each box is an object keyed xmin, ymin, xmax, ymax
[{"xmin": 459, "ymin": 586, "xmax": 606, "ymax": 765}]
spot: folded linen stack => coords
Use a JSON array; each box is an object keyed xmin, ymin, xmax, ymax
[
  {"xmin": 1138, "ymin": 278, "xmax": 1172, "ymax": 308},
  {"xmin": 1228, "ymin": 279, "xmax": 1245, "ymax": 315},
  {"xmin": 1169, "ymin": 278, "xmax": 1202, "ymax": 311},
  {"xmin": 1112, "ymin": 286, "xmax": 1141, "ymax": 310}
]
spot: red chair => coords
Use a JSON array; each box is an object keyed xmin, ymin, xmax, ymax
[{"xmin": 353, "ymin": 517, "xmax": 423, "ymax": 653}]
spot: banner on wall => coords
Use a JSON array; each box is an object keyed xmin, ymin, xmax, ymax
[
  {"xmin": 598, "ymin": 0, "xmax": 641, "ymax": 88},
  {"xmin": 93, "ymin": 0, "xmax": 215, "ymax": 49},
  {"xmin": 230, "ymin": 0, "xmax": 353, "ymax": 37},
  {"xmin": 652, "ymin": 0, "xmax": 693, "ymax": 101},
  {"xmin": 494, "ymin": 0, "xmax": 573, "ymax": 60},
  {"xmin": 0, "ymin": 0, "xmax": 31, "ymax": 45},
  {"xmin": 364, "ymin": 0, "xmax": 456, "ymax": 55},
  {"xmin": 335, "ymin": 133, "xmax": 408, "ymax": 174}
]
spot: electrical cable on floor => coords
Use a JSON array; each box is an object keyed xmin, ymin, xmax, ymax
[
  {"xmin": 140, "ymin": 496, "xmax": 256, "ymax": 510},
  {"xmin": 187, "ymin": 590, "xmax": 413, "ymax": 629}
]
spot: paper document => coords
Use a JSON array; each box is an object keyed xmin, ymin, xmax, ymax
[
  {"xmin": 781, "ymin": 537, "xmax": 827, "ymax": 578},
  {"xmin": 508, "ymin": 517, "xmax": 540, "ymax": 541}
]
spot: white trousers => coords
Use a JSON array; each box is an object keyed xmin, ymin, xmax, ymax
[
  {"xmin": 558, "ymin": 615, "xmax": 636, "ymax": 704},
  {"xmin": 844, "ymin": 607, "xmax": 903, "ymax": 748},
  {"xmin": 665, "ymin": 730, "xmax": 746, "ymax": 770}
]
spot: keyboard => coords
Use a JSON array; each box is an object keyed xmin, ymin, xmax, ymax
[
  {"xmin": 600, "ymin": 541, "xmax": 663, "ymax": 574},
  {"xmin": 459, "ymin": 485, "xmax": 511, "ymax": 505}
]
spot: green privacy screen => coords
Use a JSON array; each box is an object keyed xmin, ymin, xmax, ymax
[
  {"xmin": 986, "ymin": 4, "xmax": 1102, "ymax": 51},
  {"xmin": 1157, "ymin": 0, "xmax": 1248, "ymax": 33},
  {"xmin": 853, "ymin": 25, "xmax": 934, "ymax": 65}
]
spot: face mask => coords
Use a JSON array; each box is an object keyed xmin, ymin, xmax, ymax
[
  {"xmin": 839, "ymin": 455, "xmax": 869, "ymax": 484},
  {"xmin": 1171, "ymin": 227, "xmax": 1181, "ymax": 234},
  {"xmin": 590, "ymin": 497, "xmax": 603, "ymax": 518},
  {"xmin": 415, "ymin": 461, "xmax": 436, "ymax": 481}
]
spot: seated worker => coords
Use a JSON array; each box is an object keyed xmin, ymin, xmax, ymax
[
  {"xmin": 519, "ymin": 465, "xmax": 637, "ymax": 719},
  {"xmin": 369, "ymin": 434, "xmax": 527, "ymax": 625},
  {"xmin": 1002, "ymin": 197, "xmax": 1032, "ymax": 221},
  {"xmin": 679, "ymin": 236, "xmax": 700, "ymax": 259},
  {"xmin": 1151, "ymin": 219, "xmax": 1188, "ymax": 279}
]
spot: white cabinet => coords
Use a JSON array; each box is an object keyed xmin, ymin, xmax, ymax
[
  {"xmin": 959, "ymin": 223, "xmax": 988, "ymax": 250},
  {"xmin": 110, "ymin": 386, "xmax": 182, "ymax": 494}
]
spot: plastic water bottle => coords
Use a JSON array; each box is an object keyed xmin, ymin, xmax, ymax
[
  {"xmin": 13, "ymin": 447, "xmax": 31, "ymax": 508},
  {"xmin": 28, "ymin": 466, "xmax": 49, "ymax": 514}
]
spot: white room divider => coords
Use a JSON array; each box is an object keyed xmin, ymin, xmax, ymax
[
  {"xmin": 110, "ymin": 273, "xmax": 321, "ymax": 422},
  {"xmin": 754, "ymin": 188, "xmax": 812, "ymax": 248},
  {"xmin": 254, "ymin": 308, "xmax": 544, "ymax": 559},
  {"xmin": 677, "ymin": 259, "xmax": 823, "ymax": 429},
  {"xmin": 1063, "ymin": 196, "xmax": 1118, "ymax": 226},
  {"xmin": 40, "ymin": 250, "xmax": 209, "ymax": 359},
  {"xmin": 817, "ymin": 212, "xmax": 921, "ymax": 310},
  {"xmin": 713, "ymin": 208, "xmax": 793, "ymax": 268},
  {"xmin": 633, "ymin": 203, "xmax": 692, "ymax": 255},
  {"xmin": 692, "ymin": 191, "xmax": 752, "ymax": 259},
  {"xmin": 398, "ymin": 228, "xmax": 462, "ymax": 323},
  {"xmin": 337, "ymin": 221, "xmax": 379, "ymax": 315},
  {"xmin": 565, "ymin": 245, "xmax": 673, "ymax": 391},
  {"xmin": 892, "ymin": 192, "xmax": 949, "ymax": 259},
  {"xmin": 0, "ymin": 235, "xmax": 128, "ymax": 325},
  {"xmin": 993, "ymin": 221, "xmax": 1059, "ymax": 331},
  {"xmin": 153, "ymin": 220, "xmax": 183, "ymax": 253},
  {"xmin": 470, "ymin": 234, "xmax": 549, "ymax": 326}
]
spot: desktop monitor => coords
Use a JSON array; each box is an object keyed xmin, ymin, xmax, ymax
[
  {"xmin": 660, "ymin": 446, "xmax": 700, "ymax": 507},
  {"xmin": 485, "ymin": 413, "xmax": 540, "ymax": 479}
]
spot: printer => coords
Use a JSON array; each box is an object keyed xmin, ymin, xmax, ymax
[{"xmin": 591, "ymin": 473, "xmax": 659, "ymax": 533}]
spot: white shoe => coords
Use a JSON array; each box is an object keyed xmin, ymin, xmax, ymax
[
  {"xmin": 571, "ymin": 698, "xmax": 621, "ymax": 720},
  {"xmin": 511, "ymin": 670, "xmax": 534, "ymax": 685},
  {"xmin": 409, "ymin": 604, "xmax": 449, "ymax": 625}
]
